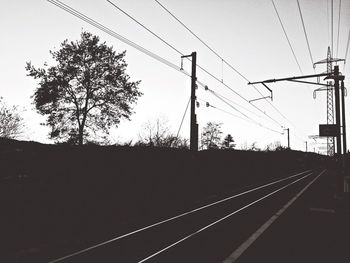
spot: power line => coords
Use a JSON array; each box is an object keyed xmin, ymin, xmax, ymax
[
  {"xmin": 49, "ymin": 0, "xmax": 308, "ymax": 143},
  {"xmin": 331, "ymin": 0, "xmax": 334, "ymax": 56},
  {"xmin": 197, "ymin": 98, "xmax": 283, "ymax": 135},
  {"xmin": 47, "ymin": 0, "xmax": 192, "ymax": 79},
  {"xmin": 154, "ymin": 0, "xmax": 292, "ymax": 124},
  {"xmin": 203, "ymin": 90, "xmax": 283, "ymax": 133},
  {"xmin": 327, "ymin": 0, "xmax": 330, "ymax": 47},
  {"xmin": 106, "ymin": 0, "xmax": 184, "ymax": 57},
  {"xmin": 210, "ymin": 91, "xmax": 258, "ymax": 124},
  {"xmin": 154, "ymin": 0, "xmax": 248, "ymax": 82},
  {"xmin": 344, "ymin": 29, "xmax": 350, "ymax": 71},
  {"xmin": 271, "ymin": 0, "xmax": 303, "ymax": 75},
  {"xmin": 296, "ymin": 0, "xmax": 314, "ymax": 68},
  {"xmin": 176, "ymin": 97, "xmax": 190, "ymax": 138},
  {"xmin": 154, "ymin": 0, "xmax": 297, "ymax": 128},
  {"xmin": 48, "ymin": 0, "xmax": 285, "ymax": 145},
  {"xmin": 336, "ymin": 0, "xmax": 342, "ymax": 57},
  {"xmin": 205, "ymin": 88, "xmax": 265, "ymax": 121},
  {"xmin": 107, "ymin": 0, "xmax": 286, "ymax": 129},
  {"xmin": 48, "ymin": 0, "xmax": 286, "ymax": 137}
]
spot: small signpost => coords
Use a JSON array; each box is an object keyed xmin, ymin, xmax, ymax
[{"xmin": 319, "ymin": 124, "xmax": 339, "ymax": 137}]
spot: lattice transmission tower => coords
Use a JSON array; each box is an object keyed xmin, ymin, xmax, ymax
[{"xmin": 314, "ymin": 47, "xmax": 344, "ymax": 156}]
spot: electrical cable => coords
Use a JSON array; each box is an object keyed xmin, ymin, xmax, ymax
[
  {"xmin": 296, "ymin": 0, "xmax": 314, "ymax": 68},
  {"xmin": 197, "ymin": 98, "xmax": 283, "ymax": 135},
  {"xmin": 271, "ymin": 0, "xmax": 303, "ymax": 75},
  {"xmin": 344, "ymin": 29, "xmax": 350, "ymax": 71},
  {"xmin": 203, "ymin": 90, "xmax": 283, "ymax": 133},
  {"xmin": 176, "ymin": 97, "xmax": 190, "ymax": 138},
  {"xmin": 154, "ymin": 0, "xmax": 249, "ymax": 82},
  {"xmin": 331, "ymin": 0, "xmax": 334, "ymax": 56},
  {"xmin": 107, "ymin": 0, "xmax": 185, "ymax": 57},
  {"xmin": 154, "ymin": 0, "xmax": 302, "ymax": 133},
  {"xmin": 205, "ymin": 88, "xmax": 265, "ymax": 121},
  {"xmin": 107, "ymin": 0, "xmax": 286, "ymax": 129},
  {"xmin": 47, "ymin": 0, "xmax": 192, "ymax": 79},
  {"xmin": 336, "ymin": 0, "xmax": 341, "ymax": 58},
  {"xmin": 47, "ymin": 0, "xmax": 286, "ymax": 143},
  {"xmin": 327, "ymin": 0, "xmax": 330, "ymax": 48},
  {"xmin": 48, "ymin": 0, "xmax": 307, "ymax": 143}
]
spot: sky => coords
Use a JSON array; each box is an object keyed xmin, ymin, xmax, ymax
[{"xmin": 1, "ymin": 0, "xmax": 350, "ymax": 152}]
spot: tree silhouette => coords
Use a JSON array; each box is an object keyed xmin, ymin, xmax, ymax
[
  {"xmin": 221, "ymin": 134, "xmax": 235, "ymax": 149},
  {"xmin": 26, "ymin": 31, "xmax": 142, "ymax": 145},
  {"xmin": 137, "ymin": 118, "xmax": 189, "ymax": 148},
  {"xmin": 0, "ymin": 97, "xmax": 25, "ymax": 139},
  {"xmin": 201, "ymin": 122, "xmax": 223, "ymax": 149}
]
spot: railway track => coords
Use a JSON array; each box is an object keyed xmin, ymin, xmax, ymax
[{"xmin": 48, "ymin": 168, "xmax": 325, "ymax": 263}]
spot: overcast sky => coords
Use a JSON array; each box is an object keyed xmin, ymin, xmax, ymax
[{"xmin": 1, "ymin": 0, "xmax": 350, "ymax": 152}]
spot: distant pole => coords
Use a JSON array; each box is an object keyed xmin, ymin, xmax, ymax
[
  {"xmin": 284, "ymin": 128, "xmax": 290, "ymax": 148},
  {"xmin": 305, "ymin": 141, "xmax": 308, "ymax": 152}
]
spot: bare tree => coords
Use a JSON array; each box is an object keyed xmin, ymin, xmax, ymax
[
  {"xmin": 0, "ymin": 97, "xmax": 25, "ymax": 139},
  {"xmin": 249, "ymin": 142, "xmax": 261, "ymax": 151},
  {"xmin": 265, "ymin": 141, "xmax": 286, "ymax": 151},
  {"xmin": 137, "ymin": 118, "xmax": 188, "ymax": 148}
]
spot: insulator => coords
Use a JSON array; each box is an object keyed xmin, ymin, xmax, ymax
[
  {"xmin": 196, "ymin": 101, "xmax": 200, "ymax": 108},
  {"xmin": 206, "ymin": 102, "xmax": 210, "ymax": 107},
  {"xmin": 204, "ymin": 85, "xmax": 209, "ymax": 90}
]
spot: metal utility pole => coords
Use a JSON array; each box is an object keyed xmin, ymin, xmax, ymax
[
  {"xmin": 305, "ymin": 141, "xmax": 308, "ymax": 152},
  {"xmin": 333, "ymin": 65, "xmax": 342, "ymax": 155},
  {"xmin": 182, "ymin": 52, "xmax": 198, "ymax": 152},
  {"xmin": 341, "ymin": 79, "xmax": 347, "ymax": 154},
  {"xmin": 326, "ymin": 48, "xmax": 335, "ymax": 156},
  {"xmin": 284, "ymin": 128, "xmax": 290, "ymax": 148}
]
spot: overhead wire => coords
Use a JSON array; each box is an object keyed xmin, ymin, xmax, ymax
[
  {"xmin": 198, "ymin": 88, "xmax": 283, "ymax": 133},
  {"xmin": 205, "ymin": 88, "xmax": 265, "ymax": 120},
  {"xmin": 48, "ymin": 0, "xmax": 308, "ymax": 145},
  {"xmin": 296, "ymin": 0, "xmax": 314, "ymax": 68},
  {"xmin": 196, "ymin": 98, "xmax": 283, "ymax": 135},
  {"xmin": 48, "ymin": 0, "xmax": 286, "ymax": 141},
  {"xmin": 271, "ymin": 0, "xmax": 303, "ymax": 75},
  {"xmin": 327, "ymin": 0, "xmax": 330, "ymax": 47},
  {"xmin": 336, "ymin": 0, "xmax": 341, "ymax": 58},
  {"xmin": 176, "ymin": 97, "xmax": 190, "ymax": 138},
  {"xmin": 154, "ymin": 0, "xmax": 246, "ymax": 79},
  {"xmin": 47, "ymin": 0, "xmax": 192, "ymax": 79},
  {"xmin": 344, "ymin": 29, "xmax": 350, "ymax": 71},
  {"xmin": 154, "ymin": 0, "xmax": 304, "ymax": 133},
  {"xmin": 331, "ymin": 0, "xmax": 334, "ymax": 56},
  {"xmin": 269, "ymin": 0, "xmax": 314, "ymax": 141},
  {"xmin": 107, "ymin": 0, "xmax": 286, "ymax": 129}
]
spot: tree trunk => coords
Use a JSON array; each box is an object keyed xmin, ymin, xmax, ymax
[
  {"xmin": 78, "ymin": 125, "xmax": 84, "ymax": 146},
  {"xmin": 78, "ymin": 115, "xmax": 86, "ymax": 146}
]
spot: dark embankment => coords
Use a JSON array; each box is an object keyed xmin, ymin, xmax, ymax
[{"xmin": 0, "ymin": 138, "xmax": 327, "ymax": 262}]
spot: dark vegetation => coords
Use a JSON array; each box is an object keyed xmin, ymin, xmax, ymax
[{"xmin": 0, "ymin": 138, "xmax": 328, "ymax": 262}]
